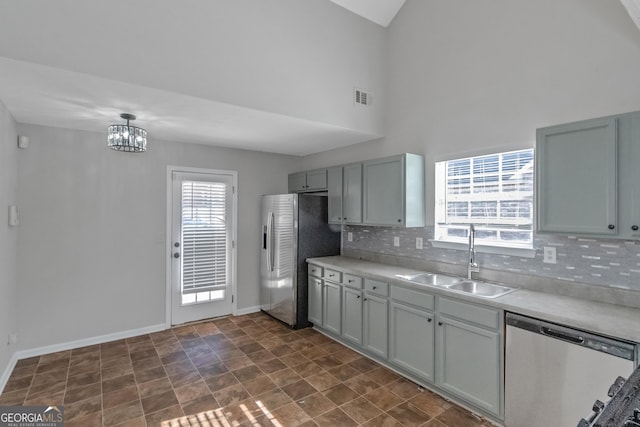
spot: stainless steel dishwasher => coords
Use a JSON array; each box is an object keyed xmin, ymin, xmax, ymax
[{"xmin": 505, "ymin": 312, "xmax": 637, "ymax": 427}]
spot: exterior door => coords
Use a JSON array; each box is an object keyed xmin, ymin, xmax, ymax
[{"xmin": 170, "ymin": 170, "xmax": 235, "ymax": 325}]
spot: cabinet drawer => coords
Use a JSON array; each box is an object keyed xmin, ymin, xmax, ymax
[
  {"xmin": 439, "ymin": 297, "xmax": 500, "ymax": 330},
  {"xmin": 308, "ymin": 264, "xmax": 323, "ymax": 278},
  {"xmin": 324, "ymin": 269, "xmax": 342, "ymax": 282},
  {"xmin": 391, "ymin": 286, "xmax": 434, "ymax": 311},
  {"xmin": 343, "ymin": 274, "xmax": 363, "ymax": 289},
  {"xmin": 365, "ymin": 279, "xmax": 388, "ymax": 296}
]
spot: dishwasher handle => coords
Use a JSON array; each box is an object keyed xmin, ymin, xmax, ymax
[
  {"xmin": 507, "ymin": 312, "xmax": 637, "ymax": 361},
  {"xmin": 541, "ymin": 326, "xmax": 585, "ymax": 344}
]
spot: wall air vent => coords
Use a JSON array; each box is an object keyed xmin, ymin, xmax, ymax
[{"xmin": 354, "ymin": 88, "xmax": 372, "ymax": 106}]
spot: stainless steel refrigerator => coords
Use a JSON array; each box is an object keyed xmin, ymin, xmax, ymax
[{"xmin": 260, "ymin": 193, "xmax": 341, "ymax": 328}]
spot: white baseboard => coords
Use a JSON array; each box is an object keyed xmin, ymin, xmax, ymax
[
  {"xmin": 14, "ymin": 323, "xmax": 167, "ymax": 361},
  {"xmin": 0, "ymin": 351, "xmax": 19, "ymax": 395},
  {"xmin": 236, "ymin": 305, "xmax": 261, "ymax": 316},
  {"xmin": 0, "ymin": 323, "xmax": 163, "ymax": 393}
]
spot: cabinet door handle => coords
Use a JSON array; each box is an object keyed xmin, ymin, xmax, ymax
[
  {"xmin": 348, "ymin": 279, "xmax": 353, "ymax": 283},
  {"xmin": 364, "ymin": 298, "xmax": 368, "ymax": 301},
  {"xmin": 427, "ymin": 318, "xmax": 432, "ymax": 323},
  {"xmin": 608, "ymin": 224, "xmax": 615, "ymax": 230},
  {"xmin": 357, "ymin": 295, "xmax": 361, "ymax": 299},
  {"xmin": 372, "ymin": 286, "xmax": 377, "ymax": 290},
  {"xmin": 438, "ymin": 322, "xmax": 443, "ymax": 326},
  {"xmin": 397, "ymin": 219, "xmax": 402, "ymax": 223},
  {"xmin": 632, "ymin": 225, "xmax": 639, "ymax": 231}
]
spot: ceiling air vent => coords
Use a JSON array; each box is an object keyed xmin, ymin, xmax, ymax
[{"xmin": 354, "ymin": 88, "xmax": 372, "ymax": 106}]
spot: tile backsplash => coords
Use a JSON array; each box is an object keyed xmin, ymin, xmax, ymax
[{"xmin": 343, "ymin": 225, "xmax": 640, "ymax": 292}]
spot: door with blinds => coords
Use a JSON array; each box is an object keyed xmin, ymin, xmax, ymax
[{"xmin": 171, "ymin": 170, "xmax": 235, "ymax": 325}]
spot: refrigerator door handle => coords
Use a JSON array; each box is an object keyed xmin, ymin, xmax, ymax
[
  {"xmin": 269, "ymin": 212, "xmax": 275, "ymax": 272},
  {"xmin": 266, "ymin": 212, "xmax": 272, "ymax": 272}
]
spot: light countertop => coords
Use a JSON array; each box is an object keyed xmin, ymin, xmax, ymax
[{"xmin": 307, "ymin": 255, "xmax": 640, "ymax": 343}]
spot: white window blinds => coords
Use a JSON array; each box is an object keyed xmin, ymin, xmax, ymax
[
  {"xmin": 435, "ymin": 149, "xmax": 534, "ymax": 248},
  {"xmin": 181, "ymin": 180, "xmax": 229, "ymax": 295}
]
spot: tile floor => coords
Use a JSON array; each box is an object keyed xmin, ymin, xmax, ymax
[{"xmin": 0, "ymin": 312, "xmax": 493, "ymax": 426}]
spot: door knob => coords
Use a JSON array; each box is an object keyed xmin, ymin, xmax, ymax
[
  {"xmin": 632, "ymin": 225, "xmax": 639, "ymax": 231},
  {"xmin": 173, "ymin": 253, "xmax": 180, "ymax": 258},
  {"xmin": 174, "ymin": 242, "xmax": 180, "ymax": 247},
  {"xmin": 608, "ymin": 224, "xmax": 615, "ymax": 230}
]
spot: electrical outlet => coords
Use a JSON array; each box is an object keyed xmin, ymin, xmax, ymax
[
  {"xmin": 416, "ymin": 237, "xmax": 423, "ymax": 249},
  {"xmin": 347, "ymin": 232, "xmax": 353, "ymax": 242},
  {"xmin": 543, "ymin": 246, "xmax": 557, "ymax": 264},
  {"xmin": 393, "ymin": 236, "xmax": 400, "ymax": 247}
]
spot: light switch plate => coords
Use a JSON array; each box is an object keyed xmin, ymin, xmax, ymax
[
  {"xmin": 393, "ymin": 236, "xmax": 400, "ymax": 247},
  {"xmin": 543, "ymin": 246, "xmax": 557, "ymax": 264},
  {"xmin": 347, "ymin": 232, "xmax": 353, "ymax": 242},
  {"xmin": 416, "ymin": 237, "xmax": 423, "ymax": 249}
]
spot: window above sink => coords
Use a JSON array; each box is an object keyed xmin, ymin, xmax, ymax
[{"xmin": 433, "ymin": 148, "xmax": 535, "ymax": 258}]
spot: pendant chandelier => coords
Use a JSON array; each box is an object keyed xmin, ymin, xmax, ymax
[{"xmin": 107, "ymin": 113, "xmax": 147, "ymax": 153}]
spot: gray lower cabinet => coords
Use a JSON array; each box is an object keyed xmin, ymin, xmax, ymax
[
  {"xmin": 390, "ymin": 302, "xmax": 435, "ymax": 382},
  {"xmin": 342, "ymin": 287, "xmax": 363, "ymax": 345},
  {"xmin": 363, "ymin": 294, "xmax": 388, "ymax": 358},
  {"xmin": 436, "ymin": 315, "xmax": 501, "ymax": 416},
  {"xmin": 322, "ymin": 281, "xmax": 342, "ymax": 335},
  {"xmin": 308, "ymin": 275, "xmax": 323, "ymax": 325}
]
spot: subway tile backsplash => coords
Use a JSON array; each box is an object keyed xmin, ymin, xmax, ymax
[{"xmin": 343, "ymin": 225, "xmax": 640, "ymax": 292}]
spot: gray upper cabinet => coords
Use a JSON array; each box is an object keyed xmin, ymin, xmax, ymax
[
  {"xmin": 363, "ymin": 153, "xmax": 425, "ymax": 227},
  {"xmin": 343, "ymin": 163, "xmax": 363, "ymax": 224},
  {"xmin": 537, "ymin": 117, "xmax": 617, "ymax": 235},
  {"xmin": 536, "ymin": 111, "xmax": 640, "ymax": 238},
  {"xmin": 288, "ymin": 169, "xmax": 327, "ymax": 193},
  {"xmin": 327, "ymin": 166, "xmax": 343, "ymax": 224}
]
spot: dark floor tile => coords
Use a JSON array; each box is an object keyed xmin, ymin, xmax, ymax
[
  {"xmin": 65, "ymin": 395, "xmax": 102, "ymax": 421},
  {"xmin": 65, "ymin": 411, "xmax": 102, "ymax": 427},
  {"xmin": 64, "ymin": 382, "xmax": 102, "ymax": 404},
  {"xmin": 181, "ymin": 393, "xmax": 220, "ymax": 415},
  {"xmin": 233, "ymin": 365, "xmax": 264, "ymax": 382},
  {"xmin": 4, "ymin": 375, "xmax": 33, "ymax": 392},
  {"xmin": 410, "ymin": 390, "xmax": 453, "ymax": 418},
  {"xmin": 0, "ymin": 388, "xmax": 28, "ymax": 405},
  {"xmin": 269, "ymin": 368, "xmax": 302, "ymax": 387},
  {"xmin": 255, "ymin": 357, "xmax": 287, "ymax": 374},
  {"xmin": 174, "ymin": 379, "xmax": 211, "ymax": 404},
  {"xmin": 134, "ymin": 365, "xmax": 166, "ymax": 384},
  {"xmin": 436, "ymin": 406, "xmax": 485, "ymax": 427},
  {"xmin": 15, "ymin": 356, "xmax": 40, "ymax": 368},
  {"xmin": 103, "ymin": 400, "xmax": 144, "ymax": 426},
  {"xmin": 212, "ymin": 383, "xmax": 249, "ymax": 407},
  {"xmin": 323, "ymin": 383, "xmax": 359, "ymax": 405},
  {"xmin": 296, "ymin": 392, "xmax": 337, "ymax": 418},
  {"xmin": 103, "ymin": 384, "xmax": 140, "ymax": 409},
  {"xmin": 282, "ymin": 379, "xmax": 317, "ymax": 400},
  {"xmin": 205, "ymin": 372, "xmax": 239, "ymax": 392},
  {"xmin": 361, "ymin": 414, "xmax": 404, "ymax": 427},
  {"xmin": 198, "ymin": 362, "xmax": 229, "ymax": 379},
  {"xmin": 349, "ymin": 357, "xmax": 379, "ymax": 373},
  {"xmin": 103, "ymin": 374, "xmax": 136, "ymax": 394},
  {"xmin": 270, "ymin": 402, "xmax": 313, "ymax": 425},
  {"xmin": 387, "ymin": 401, "xmax": 432, "ymax": 426},
  {"xmin": 341, "ymin": 396, "xmax": 382, "ymax": 424},
  {"xmin": 305, "ymin": 371, "xmax": 341, "ymax": 392},
  {"xmin": 243, "ymin": 374, "xmax": 278, "ymax": 395},
  {"xmin": 387, "ymin": 378, "xmax": 422, "ymax": 399},
  {"xmin": 144, "ymin": 404, "xmax": 184, "ymax": 427},
  {"xmin": 169, "ymin": 370, "xmax": 202, "ymax": 388},
  {"xmin": 364, "ymin": 387, "xmax": 405, "ymax": 411},
  {"xmin": 67, "ymin": 371, "xmax": 101, "ymax": 390},
  {"xmin": 314, "ymin": 407, "xmax": 358, "ymax": 427},
  {"xmin": 141, "ymin": 389, "xmax": 179, "ymax": 414},
  {"xmin": 345, "ymin": 373, "xmax": 381, "ymax": 395},
  {"xmin": 253, "ymin": 388, "xmax": 294, "ymax": 412},
  {"xmin": 160, "ymin": 350, "xmax": 189, "ymax": 365},
  {"xmin": 328, "ymin": 364, "xmax": 361, "ymax": 381},
  {"xmin": 138, "ymin": 377, "xmax": 173, "ymax": 400}
]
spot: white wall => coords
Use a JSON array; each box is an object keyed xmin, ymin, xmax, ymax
[
  {"xmin": 0, "ymin": 100, "xmax": 18, "ymax": 378},
  {"xmin": 0, "ymin": 0, "xmax": 387, "ymax": 137},
  {"xmin": 301, "ymin": 0, "xmax": 640, "ymax": 224},
  {"xmin": 15, "ymin": 124, "xmax": 296, "ymax": 351}
]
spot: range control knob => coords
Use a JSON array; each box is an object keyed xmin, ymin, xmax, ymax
[
  {"xmin": 607, "ymin": 376, "xmax": 626, "ymax": 397},
  {"xmin": 592, "ymin": 400, "xmax": 605, "ymax": 414}
]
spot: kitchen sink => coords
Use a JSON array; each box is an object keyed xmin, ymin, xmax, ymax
[
  {"xmin": 395, "ymin": 273, "xmax": 462, "ymax": 287},
  {"xmin": 447, "ymin": 280, "xmax": 516, "ymax": 298}
]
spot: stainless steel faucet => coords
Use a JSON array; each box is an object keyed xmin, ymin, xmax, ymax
[{"xmin": 468, "ymin": 224, "xmax": 479, "ymax": 279}]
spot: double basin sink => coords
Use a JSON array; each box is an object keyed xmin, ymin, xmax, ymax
[{"xmin": 394, "ymin": 272, "xmax": 517, "ymax": 299}]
